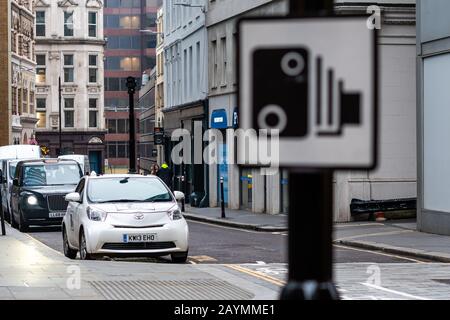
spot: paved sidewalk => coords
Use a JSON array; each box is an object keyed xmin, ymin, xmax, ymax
[
  {"xmin": 184, "ymin": 206, "xmax": 287, "ymax": 232},
  {"xmin": 334, "ymin": 220, "xmax": 450, "ymax": 262},
  {"xmin": 0, "ymin": 224, "xmax": 279, "ymax": 300}
]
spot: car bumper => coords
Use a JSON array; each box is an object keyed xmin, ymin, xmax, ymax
[
  {"xmin": 21, "ymin": 206, "xmax": 65, "ymax": 226},
  {"xmin": 84, "ymin": 219, "xmax": 189, "ymax": 256}
]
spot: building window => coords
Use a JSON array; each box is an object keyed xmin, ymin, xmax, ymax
[
  {"xmin": 64, "ymin": 98, "xmax": 74, "ymax": 128},
  {"xmin": 89, "ymin": 111, "xmax": 98, "ymax": 128},
  {"xmin": 23, "ymin": 88, "xmax": 29, "ymax": 114},
  {"xmin": 119, "ymin": 15, "xmax": 140, "ymax": 29},
  {"xmin": 221, "ymin": 37, "xmax": 227, "ymax": 86},
  {"xmin": 18, "ymin": 88, "xmax": 22, "ymax": 115},
  {"xmin": 36, "ymin": 54, "xmax": 46, "ymax": 84},
  {"xmin": 64, "ymin": 11, "xmax": 74, "ymax": 37},
  {"xmin": 29, "ymin": 92, "xmax": 35, "ymax": 115},
  {"xmin": 107, "ymin": 119, "xmax": 129, "ymax": 134},
  {"xmin": 89, "ymin": 54, "xmax": 98, "ymax": 83},
  {"xmin": 89, "ymin": 98, "xmax": 98, "ymax": 128},
  {"xmin": 107, "ymin": 142, "xmax": 128, "ymax": 159},
  {"xmin": 12, "ymin": 88, "xmax": 17, "ymax": 115},
  {"xmin": 211, "ymin": 40, "xmax": 218, "ymax": 89},
  {"xmin": 36, "ymin": 98, "xmax": 46, "ymax": 128},
  {"xmin": 64, "ymin": 54, "xmax": 74, "ymax": 83},
  {"xmin": 36, "ymin": 11, "xmax": 46, "ymax": 37},
  {"xmin": 88, "ymin": 12, "xmax": 97, "ymax": 37}
]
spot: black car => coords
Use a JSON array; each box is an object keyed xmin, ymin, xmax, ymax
[{"xmin": 10, "ymin": 158, "xmax": 83, "ymax": 232}]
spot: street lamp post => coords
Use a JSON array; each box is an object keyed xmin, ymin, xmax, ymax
[
  {"xmin": 126, "ymin": 77, "xmax": 137, "ymax": 174},
  {"xmin": 58, "ymin": 77, "xmax": 62, "ymax": 156}
]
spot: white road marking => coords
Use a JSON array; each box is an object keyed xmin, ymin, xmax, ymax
[
  {"xmin": 333, "ymin": 244, "xmax": 427, "ymax": 264},
  {"xmin": 188, "ymin": 220, "xmax": 265, "ymax": 234},
  {"xmin": 361, "ymin": 282, "xmax": 431, "ymax": 300},
  {"xmin": 335, "ymin": 230, "xmax": 413, "ymax": 242},
  {"xmin": 334, "ymin": 223, "xmax": 384, "ymax": 229}
]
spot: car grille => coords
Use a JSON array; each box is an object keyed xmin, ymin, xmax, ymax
[
  {"xmin": 47, "ymin": 195, "xmax": 69, "ymax": 211},
  {"xmin": 102, "ymin": 242, "xmax": 176, "ymax": 251}
]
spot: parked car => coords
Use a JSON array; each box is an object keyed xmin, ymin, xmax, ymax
[
  {"xmin": 58, "ymin": 154, "xmax": 91, "ymax": 176},
  {"xmin": 62, "ymin": 174, "xmax": 188, "ymax": 263},
  {"xmin": 0, "ymin": 145, "xmax": 41, "ymax": 221},
  {"xmin": 10, "ymin": 158, "xmax": 83, "ymax": 232},
  {"xmin": 1, "ymin": 158, "xmax": 39, "ymax": 222}
]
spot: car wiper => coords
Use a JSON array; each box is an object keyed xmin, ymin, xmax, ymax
[
  {"xmin": 149, "ymin": 199, "xmax": 172, "ymax": 203},
  {"xmin": 95, "ymin": 199, "xmax": 138, "ymax": 203}
]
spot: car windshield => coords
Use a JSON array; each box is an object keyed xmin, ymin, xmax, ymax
[
  {"xmin": 22, "ymin": 164, "xmax": 82, "ymax": 187},
  {"xmin": 9, "ymin": 163, "xmax": 17, "ymax": 180},
  {"xmin": 87, "ymin": 177, "xmax": 173, "ymax": 203}
]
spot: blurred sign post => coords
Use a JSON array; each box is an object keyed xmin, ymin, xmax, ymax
[{"xmin": 238, "ymin": 0, "xmax": 378, "ymax": 300}]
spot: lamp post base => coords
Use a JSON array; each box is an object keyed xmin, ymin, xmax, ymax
[{"xmin": 280, "ymin": 281, "xmax": 340, "ymax": 300}]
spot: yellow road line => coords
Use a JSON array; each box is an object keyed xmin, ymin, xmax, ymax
[{"xmin": 226, "ymin": 264, "xmax": 286, "ymax": 287}]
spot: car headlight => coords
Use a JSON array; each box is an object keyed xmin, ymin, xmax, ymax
[
  {"xmin": 167, "ymin": 208, "xmax": 183, "ymax": 221},
  {"xmin": 27, "ymin": 195, "xmax": 38, "ymax": 206},
  {"xmin": 87, "ymin": 207, "xmax": 107, "ymax": 222}
]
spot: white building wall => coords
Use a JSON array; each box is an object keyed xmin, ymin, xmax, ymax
[
  {"xmin": 334, "ymin": 2, "xmax": 416, "ymax": 222},
  {"xmin": 207, "ymin": 0, "xmax": 288, "ymax": 213},
  {"xmin": 163, "ymin": 0, "xmax": 208, "ymax": 110}
]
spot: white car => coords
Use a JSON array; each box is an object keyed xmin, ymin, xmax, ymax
[{"xmin": 62, "ymin": 174, "xmax": 189, "ymax": 263}]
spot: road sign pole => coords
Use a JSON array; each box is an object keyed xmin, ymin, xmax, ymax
[
  {"xmin": 0, "ymin": 190, "xmax": 5, "ymax": 236},
  {"xmin": 280, "ymin": 0, "xmax": 339, "ymax": 301},
  {"xmin": 220, "ymin": 176, "xmax": 226, "ymax": 219}
]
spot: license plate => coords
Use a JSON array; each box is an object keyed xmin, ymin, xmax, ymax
[
  {"xmin": 123, "ymin": 234, "xmax": 158, "ymax": 243},
  {"xmin": 49, "ymin": 212, "xmax": 66, "ymax": 218}
]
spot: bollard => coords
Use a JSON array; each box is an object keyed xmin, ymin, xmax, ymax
[
  {"xmin": 181, "ymin": 197, "xmax": 185, "ymax": 213},
  {"xmin": 220, "ymin": 176, "xmax": 226, "ymax": 219}
]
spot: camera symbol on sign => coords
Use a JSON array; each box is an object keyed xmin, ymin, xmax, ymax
[{"xmin": 252, "ymin": 47, "xmax": 362, "ymax": 137}]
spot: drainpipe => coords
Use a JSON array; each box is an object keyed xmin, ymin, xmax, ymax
[{"xmin": 199, "ymin": 98, "xmax": 209, "ymax": 208}]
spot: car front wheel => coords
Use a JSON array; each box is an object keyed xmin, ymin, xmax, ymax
[
  {"xmin": 79, "ymin": 230, "xmax": 93, "ymax": 260},
  {"xmin": 18, "ymin": 210, "xmax": 29, "ymax": 232},
  {"xmin": 171, "ymin": 251, "xmax": 188, "ymax": 263},
  {"xmin": 63, "ymin": 227, "xmax": 78, "ymax": 259},
  {"xmin": 10, "ymin": 209, "xmax": 18, "ymax": 229}
]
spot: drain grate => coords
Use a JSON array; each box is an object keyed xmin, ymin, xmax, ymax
[{"xmin": 89, "ymin": 279, "xmax": 254, "ymax": 300}]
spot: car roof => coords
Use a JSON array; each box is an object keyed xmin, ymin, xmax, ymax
[
  {"xmin": 87, "ymin": 174, "xmax": 158, "ymax": 180},
  {"xmin": 17, "ymin": 158, "xmax": 79, "ymax": 166}
]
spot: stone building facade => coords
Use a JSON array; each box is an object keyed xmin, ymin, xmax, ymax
[
  {"xmin": 34, "ymin": 0, "xmax": 106, "ymax": 173},
  {"xmin": 0, "ymin": 0, "xmax": 38, "ymax": 147}
]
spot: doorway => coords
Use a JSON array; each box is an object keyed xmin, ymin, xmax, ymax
[{"xmin": 89, "ymin": 151, "xmax": 102, "ymax": 174}]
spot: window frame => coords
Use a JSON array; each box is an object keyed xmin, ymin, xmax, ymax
[
  {"xmin": 88, "ymin": 11, "xmax": 98, "ymax": 38},
  {"xmin": 36, "ymin": 11, "xmax": 46, "ymax": 37},
  {"xmin": 64, "ymin": 11, "xmax": 74, "ymax": 37}
]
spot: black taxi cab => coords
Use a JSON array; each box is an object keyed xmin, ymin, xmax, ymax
[{"xmin": 10, "ymin": 158, "xmax": 83, "ymax": 232}]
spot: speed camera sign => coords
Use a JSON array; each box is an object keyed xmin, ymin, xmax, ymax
[{"xmin": 237, "ymin": 16, "xmax": 378, "ymax": 169}]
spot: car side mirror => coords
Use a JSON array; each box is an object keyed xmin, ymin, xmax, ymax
[
  {"xmin": 174, "ymin": 191, "xmax": 185, "ymax": 202},
  {"xmin": 65, "ymin": 192, "xmax": 81, "ymax": 203},
  {"xmin": 13, "ymin": 178, "xmax": 19, "ymax": 187}
]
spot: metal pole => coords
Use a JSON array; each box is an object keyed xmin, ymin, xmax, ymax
[
  {"xmin": 220, "ymin": 176, "xmax": 226, "ymax": 219},
  {"xmin": 280, "ymin": 0, "xmax": 338, "ymax": 301},
  {"xmin": 127, "ymin": 77, "xmax": 137, "ymax": 174},
  {"xmin": 58, "ymin": 77, "xmax": 62, "ymax": 156},
  {"xmin": 0, "ymin": 189, "xmax": 5, "ymax": 236}
]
